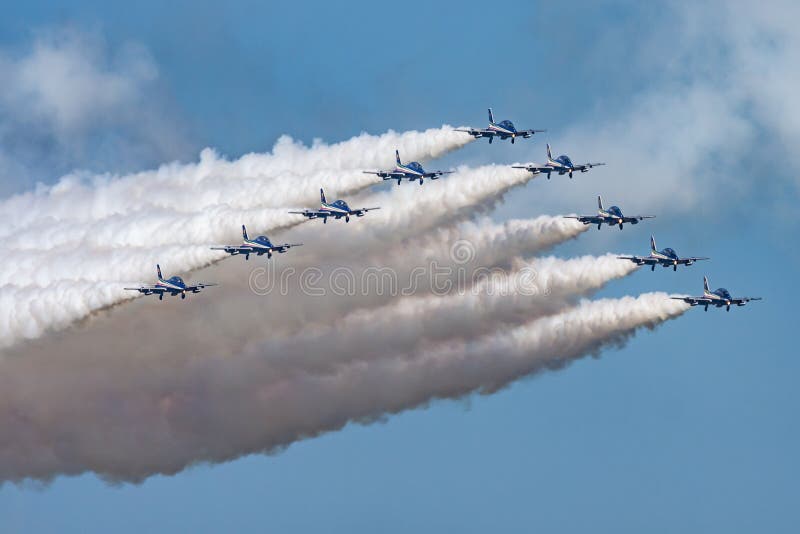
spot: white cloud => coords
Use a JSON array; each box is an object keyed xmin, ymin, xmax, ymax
[{"xmin": 0, "ymin": 29, "xmax": 191, "ymax": 194}]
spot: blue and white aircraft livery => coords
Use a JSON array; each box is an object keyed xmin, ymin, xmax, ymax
[
  {"xmin": 211, "ymin": 225, "xmax": 303, "ymax": 260},
  {"xmin": 289, "ymin": 189, "xmax": 380, "ymax": 223},
  {"xmin": 457, "ymin": 108, "xmax": 545, "ymax": 144},
  {"xmin": 364, "ymin": 150, "xmax": 453, "ymax": 185},
  {"xmin": 565, "ymin": 196, "xmax": 655, "ymax": 230},
  {"xmin": 124, "ymin": 265, "xmax": 217, "ymax": 300},
  {"xmin": 672, "ymin": 276, "xmax": 762, "ymax": 312},
  {"xmin": 619, "ymin": 236, "xmax": 709, "ymax": 271},
  {"xmin": 513, "ymin": 143, "xmax": 605, "ymax": 178}
]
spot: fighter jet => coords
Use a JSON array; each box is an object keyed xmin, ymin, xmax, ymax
[
  {"xmin": 456, "ymin": 108, "xmax": 545, "ymax": 144},
  {"xmin": 565, "ymin": 196, "xmax": 655, "ymax": 230},
  {"xmin": 364, "ymin": 150, "xmax": 453, "ymax": 185},
  {"xmin": 210, "ymin": 225, "xmax": 302, "ymax": 260},
  {"xmin": 289, "ymin": 188, "xmax": 379, "ymax": 223},
  {"xmin": 124, "ymin": 265, "xmax": 217, "ymax": 301},
  {"xmin": 619, "ymin": 236, "xmax": 709, "ymax": 271},
  {"xmin": 672, "ymin": 276, "xmax": 762, "ymax": 312},
  {"xmin": 513, "ymin": 143, "xmax": 605, "ymax": 178}
]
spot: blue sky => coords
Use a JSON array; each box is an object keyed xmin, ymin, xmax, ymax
[{"xmin": 1, "ymin": 1, "xmax": 798, "ymax": 532}]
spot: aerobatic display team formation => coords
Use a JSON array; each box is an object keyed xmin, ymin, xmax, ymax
[
  {"xmin": 126, "ymin": 107, "xmax": 761, "ymax": 313},
  {"xmin": 0, "ymin": 106, "xmax": 768, "ymax": 484}
]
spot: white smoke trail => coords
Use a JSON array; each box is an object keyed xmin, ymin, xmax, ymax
[
  {"xmin": 252, "ymin": 254, "xmax": 640, "ymax": 379},
  {"xmin": 441, "ymin": 215, "xmax": 590, "ymax": 267},
  {"xmin": 0, "ymin": 293, "xmax": 688, "ymax": 483},
  {"xmin": 0, "ymin": 129, "xmax": 482, "ymax": 348},
  {"xmin": 280, "ymin": 165, "xmax": 538, "ymax": 264},
  {"xmin": 230, "ymin": 213, "xmax": 577, "ymax": 335},
  {"xmin": 0, "ymin": 282, "xmax": 130, "ymax": 346},
  {"xmin": 0, "ymin": 161, "xmax": 538, "ymax": 349},
  {"xmin": 0, "ymin": 213, "xmax": 583, "ymax": 355},
  {"xmin": 0, "ymin": 126, "xmax": 471, "ymax": 236},
  {"xmin": 0, "ymin": 162, "xmax": 530, "ymax": 263}
]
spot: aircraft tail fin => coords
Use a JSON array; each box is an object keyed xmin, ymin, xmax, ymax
[
  {"xmin": 157, "ymin": 264, "xmax": 163, "ymax": 281},
  {"xmin": 546, "ymin": 143, "xmax": 553, "ymax": 160},
  {"xmin": 395, "ymin": 149, "xmax": 401, "ymax": 166},
  {"xmin": 487, "ymin": 107, "xmax": 494, "ymax": 124},
  {"xmin": 242, "ymin": 225, "xmax": 248, "ymax": 241},
  {"xmin": 650, "ymin": 235, "xmax": 657, "ymax": 253},
  {"xmin": 703, "ymin": 275, "xmax": 711, "ymax": 294},
  {"xmin": 320, "ymin": 188, "xmax": 327, "ymax": 205},
  {"xmin": 597, "ymin": 195, "xmax": 603, "ymax": 211}
]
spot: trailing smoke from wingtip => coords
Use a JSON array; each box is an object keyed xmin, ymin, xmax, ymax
[
  {"xmin": 0, "ymin": 292, "xmax": 688, "ymax": 483},
  {"xmin": 0, "ymin": 125, "xmax": 473, "ymax": 235},
  {"xmin": 253, "ymin": 253, "xmax": 641, "ymax": 378},
  {"xmin": 0, "ymin": 127, "xmax": 477, "ymax": 349},
  {"xmin": 0, "ymin": 116, "xmax": 690, "ymax": 485}
]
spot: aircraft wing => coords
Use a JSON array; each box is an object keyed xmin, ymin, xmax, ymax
[
  {"xmin": 622, "ymin": 215, "xmax": 656, "ymax": 223},
  {"xmin": 563, "ymin": 215, "xmax": 601, "ymax": 224},
  {"xmin": 511, "ymin": 164, "xmax": 550, "ymax": 175},
  {"xmin": 424, "ymin": 171, "xmax": 454, "ymax": 179},
  {"xmin": 351, "ymin": 207, "xmax": 381, "ymax": 216},
  {"xmin": 276, "ymin": 243, "xmax": 303, "ymax": 251},
  {"xmin": 617, "ymin": 255, "xmax": 658, "ymax": 265},
  {"xmin": 288, "ymin": 209, "xmax": 322, "ymax": 218},
  {"xmin": 184, "ymin": 282, "xmax": 218, "ymax": 292},
  {"xmin": 677, "ymin": 256, "xmax": 710, "ymax": 264},
  {"xmin": 210, "ymin": 245, "xmax": 255, "ymax": 254},
  {"xmin": 364, "ymin": 170, "xmax": 405, "ymax": 179},
  {"xmin": 573, "ymin": 162, "xmax": 606, "ymax": 172},
  {"xmin": 124, "ymin": 285, "xmax": 166, "ymax": 294},
  {"xmin": 671, "ymin": 295, "xmax": 713, "ymax": 305},
  {"xmin": 731, "ymin": 296, "xmax": 762, "ymax": 305},
  {"xmin": 671, "ymin": 295, "xmax": 761, "ymax": 307},
  {"xmin": 455, "ymin": 127, "xmax": 490, "ymax": 138},
  {"xmin": 515, "ymin": 129, "xmax": 546, "ymax": 137}
]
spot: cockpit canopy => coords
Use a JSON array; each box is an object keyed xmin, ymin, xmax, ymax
[
  {"xmin": 254, "ymin": 236, "xmax": 272, "ymax": 246},
  {"xmin": 662, "ymin": 247, "xmax": 677, "ymax": 258},
  {"xmin": 714, "ymin": 288, "xmax": 732, "ymax": 299},
  {"xmin": 557, "ymin": 155, "xmax": 573, "ymax": 167},
  {"xmin": 331, "ymin": 199, "xmax": 350, "ymax": 210},
  {"xmin": 497, "ymin": 119, "xmax": 516, "ymax": 131},
  {"xmin": 607, "ymin": 206, "xmax": 623, "ymax": 217},
  {"xmin": 167, "ymin": 276, "xmax": 185, "ymax": 286},
  {"xmin": 406, "ymin": 161, "xmax": 424, "ymax": 173}
]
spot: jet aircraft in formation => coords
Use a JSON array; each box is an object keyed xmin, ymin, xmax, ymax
[
  {"xmin": 513, "ymin": 144, "xmax": 605, "ymax": 179},
  {"xmin": 289, "ymin": 189, "xmax": 380, "ymax": 223},
  {"xmin": 619, "ymin": 236, "xmax": 709, "ymax": 271},
  {"xmin": 672, "ymin": 276, "xmax": 761, "ymax": 312},
  {"xmin": 124, "ymin": 265, "xmax": 217, "ymax": 300},
  {"xmin": 211, "ymin": 225, "xmax": 302, "ymax": 260},
  {"xmin": 123, "ymin": 105, "xmax": 761, "ymax": 312},
  {"xmin": 565, "ymin": 196, "xmax": 654, "ymax": 230},
  {"xmin": 364, "ymin": 150, "xmax": 453, "ymax": 185},
  {"xmin": 456, "ymin": 108, "xmax": 545, "ymax": 144}
]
